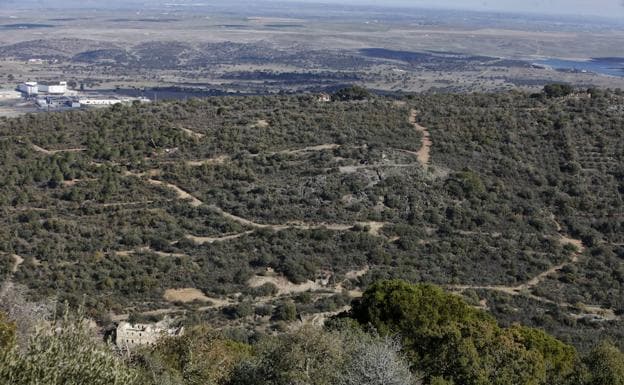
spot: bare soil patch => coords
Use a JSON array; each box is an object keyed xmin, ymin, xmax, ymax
[
  {"xmin": 163, "ymin": 288, "xmax": 211, "ymax": 303},
  {"xmin": 11, "ymin": 254, "xmax": 24, "ymax": 273},
  {"xmin": 345, "ymin": 265, "xmax": 369, "ymax": 280},
  {"xmin": 255, "ymin": 119, "xmax": 270, "ymax": 128},
  {"xmin": 248, "ymin": 275, "xmax": 326, "ymax": 295}
]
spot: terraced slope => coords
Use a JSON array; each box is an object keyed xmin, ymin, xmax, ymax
[{"xmin": 0, "ymin": 92, "xmax": 623, "ymax": 348}]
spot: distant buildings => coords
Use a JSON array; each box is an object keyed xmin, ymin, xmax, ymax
[
  {"xmin": 15, "ymin": 80, "xmax": 151, "ymax": 109},
  {"xmin": 17, "ymin": 81, "xmax": 38, "ymax": 96},
  {"xmin": 36, "ymin": 96, "xmax": 81, "ymax": 109},
  {"xmin": 17, "ymin": 81, "xmax": 67, "ymax": 96},
  {"xmin": 17, "ymin": 82, "xmax": 67, "ymax": 97},
  {"xmin": 79, "ymin": 96, "xmax": 150, "ymax": 106},
  {"xmin": 78, "ymin": 98, "xmax": 123, "ymax": 106},
  {"xmin": 317, "ymin": 93, "xmax": 331, "ymax": 102},
  {"xmin": 39, "ymin": 81, "xmax": 68, "ymax": 95}
]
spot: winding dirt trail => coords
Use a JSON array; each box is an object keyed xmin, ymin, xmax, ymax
[
  {"xmin": 114, "ymin": 264, "xmax": 372, "ymax": 322},
  {"xmin": 165, "ymin": 144, "xmax": 340, "ymax": 168},
  {"xmin": 208, "ymin": 204, "xmax": 387, "ymax": 237},
  {"xmin": 281, "ymin": 143, "xmax": 341, "ymax": 155},
  {"xmin": 338, "ymin": 163, "xmax": 419, "ymax": 174},
  {"xmin": 449, "ymin": 229, "xmax": 584, "ymax": 296},
  {"xmin": 141, "ymin": 177, "xmax": 389, "ymax": 238},
  {"xmin": 31, "ymin": 144, "xmax": 86, "ymax": 155},
  {"xmin": 61, "ymin": 178, "xmax": 97, "ymax": 187},
  {"xmin": 185, "ymin": 231, "xmax": 255, "ymax": 245},
  {"xmin": 115, "ymin": 247, "xmax": 187, "ymax": 259},
  {"xmin": 248, "ymin": 265, "xmax": 368, "ymax": 298},
  {"xmin": 178, "ymin": 127, "xmax": 205, "ymax": 139},
  {"xmin": 249, "ymin": 143, "xmax": 342, "ymax": 158},
  {"xmin": 186, "ymin": 155, "xmax": 230, "ymax": 167},
  {"xmin": 445, "ymin": 223, "xmax": 621, "ymax": 320},
  {"xmin": 146, "ymin": 179, "xmax": 203, "ymax": 207},
  {"xmin": 407, "ymin": 109, "xmax": 431, "ymax": 168}
]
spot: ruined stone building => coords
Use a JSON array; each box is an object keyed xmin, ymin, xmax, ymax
[{"xmin": 115, "ymin": 319, "xmax": 184, "ymax": 350}]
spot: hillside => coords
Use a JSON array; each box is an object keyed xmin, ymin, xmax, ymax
[{"xmin": 1, "ymin": 90, "xmax": 624, "ymax": 350}]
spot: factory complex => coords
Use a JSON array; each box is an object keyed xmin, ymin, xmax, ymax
[{"xmin": 13, "ymin": 80, "xmax": 150, "ymax": 111}]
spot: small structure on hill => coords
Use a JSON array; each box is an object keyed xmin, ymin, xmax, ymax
[
  {"xmin": 115, "ymin": 319, "xmax": 183, "ymax": 350},
  {"xmin": 317, "ymin": 93, "xmax": 331, "ymax": 102}
]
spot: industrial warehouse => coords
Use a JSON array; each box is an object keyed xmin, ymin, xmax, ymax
[{"xmin": 11, "ymin": 80, "xmax": 150, "ymax": 112}]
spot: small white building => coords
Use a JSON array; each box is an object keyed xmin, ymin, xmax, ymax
[
  {"xmin": 39, "ymin": 81, "xmax": 67, "ymax": 95},
  {"xmin": 79, "ymin": 98, "xmax": 122, "ymax": 106},
  {"xmin": 317, "ymin": 93, "xmax": 331, "ymax": 102},
  {"xmin": 17, "ymin": 82, "xmax": 38, "ymax": 96}
]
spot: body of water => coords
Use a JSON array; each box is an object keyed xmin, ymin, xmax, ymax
[{"xmin": 533, "ymin": 57, "xmax": 624, "ymax": 77}]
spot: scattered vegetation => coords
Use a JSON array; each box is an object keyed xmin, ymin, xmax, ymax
[
  {"xmin": 1, "ymin": 89, "xmax": 624, "ymax": 349},
  {"xmin": 2, "ymin": 280, "xmax": 624, "ymax": 384}
]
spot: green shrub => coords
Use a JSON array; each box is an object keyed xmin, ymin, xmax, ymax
[{"xmin": 0, "ymin": 310, "xmax": 140, "ymax": 385}]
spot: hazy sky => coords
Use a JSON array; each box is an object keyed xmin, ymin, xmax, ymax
[
  {"xmin": 299, "ymin": 0, "xmax": 624, "ymax": 18},
  {"xmin": 3, "ymin": 0, "xmax": 624, "ymax": 19}
]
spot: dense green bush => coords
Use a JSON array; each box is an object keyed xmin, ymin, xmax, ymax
[
  {"xmin": 543, "ymin": 84, "xmax": 574, "ymax": 98},
  {"xmin": 331, "ymin": 86, "xmax": 372, "ymax": 101},
  {"xmin": 0, "ymin": 311, "xmax": 140, "ymax": 385},
  {"xmin": 351, "ymin": 280, "xmax": 579, "ymax": 385}
]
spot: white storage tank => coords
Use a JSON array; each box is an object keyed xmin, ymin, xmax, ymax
[{"xmin": 39, "ymin": 81, "xmax": 67, "ymax": 95}]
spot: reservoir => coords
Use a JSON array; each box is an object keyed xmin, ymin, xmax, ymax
[{"xmin": 533, "ymin": 57, "xmax": 624, "ymax": 77}]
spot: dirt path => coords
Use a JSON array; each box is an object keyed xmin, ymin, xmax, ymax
[
  {"xmin": 136, "ymin": 176, "xmax": 389, "ymax": 238},
  {"xmin": 445, "ymin": 223, "xmax": 617, "ymax": 318},
  {"xmin": 249, "ymin": 270, "xmax": 365, "ymax": 299},
  {"xmin": 116, "ymin": 247, "xmax": 187, "ymax": 258},
  {"xmin": 178, "ymin": 127, "xmax": 205, "ymax": 139},
  {"xmin": 338, "ymin": 163, "xmax": 418, "ymax": 174},
  {"xmin": 282, "ymin": 143, "xmax": 340, "ymax": 155},
  {"xmin": 248, "ymin": 275, "xmax": 326, "ymax": 296},
  {"xmin": 88, "ymin": 200, "xmax": 164, "ymax": 208},
  {"xmin": 31, "ymin": 144, "xmax": 86, "ymax": 155},
  {"xmin": 147, "ymin": 179, "xmax": 203, "ymax": 207},
  {"xmin": 62, "ymin": 178, "xmax": 97, "ymax": 187},
  {"xmin": 249, "ymin": 143, "xmax": 342, "ymax": 158},
  {"xmin": 115, "ymin": 266, "xmax": 371, "ymax": 322},
  {"xmin": 209, "ymin": 206, "xmax": 387, "ymax": 237},
  {"xmin": 344, "ymin": 265, "xmax": 369, "ymax": 280},
  {"xmin": 449, "ymin": 230, "xmax": 584, "ymax": 296},
  {"xmin": 176, "ymin": 144, "xmax": 339, "ymax": 167},
  {"xmin": 407, "ymin": 109, "xmax": 431, "ymax": 168},
  {"xmin": 186, "ymin": 155, "xmax": 229, "ymax": 167},
  {"xmin": 185, "ymin": 231, "xmax": 255, "ymax": 245}
]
